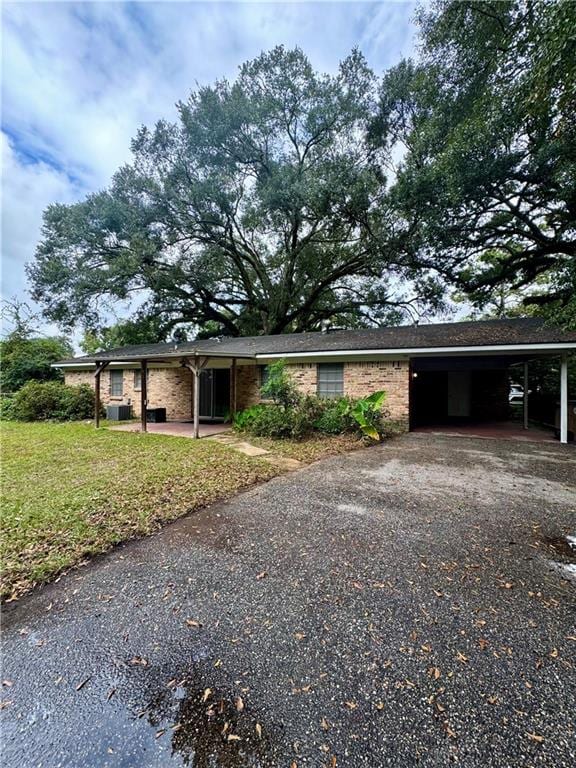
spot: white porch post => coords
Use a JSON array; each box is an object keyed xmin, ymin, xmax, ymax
[
  {"xmin": 560, "ymin": 354, "xmax": 568, "ymax": 444},
  {"xmin": 523, "ymin": 362, "xmax": 529, "ymax": 430},
  {"xmin": 193, "ymin": 365, "xmax": 200, "ymax": 439},
  {"xmin": 183, "ymin": 355, "xmax": 209, "ymax": 439}
]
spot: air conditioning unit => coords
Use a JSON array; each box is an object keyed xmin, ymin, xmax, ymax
[{"xmin": 106, "ymin": 404, "xmax": 132, "ymax": 421}]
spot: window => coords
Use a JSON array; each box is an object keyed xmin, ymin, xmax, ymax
[
  {"xmin": 317, "ymin": 363, "xmax": 344, "ymax": 398},
  {"xmin": 110, "ymin": 369, "xmax": 124, "ymax": 397},
  {"xmin": 133, "ymin": 369, "xmax": 149, "ymax": 390},
  {"xmin": 259, "ymin": 365, "xmax": 270, "ymax": 395}
]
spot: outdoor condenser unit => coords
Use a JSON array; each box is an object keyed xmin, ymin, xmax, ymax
[{"xmin": 106, "ymin": 404, "xmax": 132, "ymax": 421}]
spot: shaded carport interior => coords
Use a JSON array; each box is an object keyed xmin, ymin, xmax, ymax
[{"xmin": 409, "ymin": 349, "xmax": 571, "ymax": 440}]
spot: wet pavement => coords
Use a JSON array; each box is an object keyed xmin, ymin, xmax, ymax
[{"xmin": 1, "ymin": 434, "xmax": 575, "ymax": 767}]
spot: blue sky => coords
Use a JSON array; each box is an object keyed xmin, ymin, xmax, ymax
[{"xmin": 1, "ymin": 1, "xmax": 418, "ymax": 334}]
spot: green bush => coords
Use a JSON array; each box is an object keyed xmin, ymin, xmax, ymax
[
  {"xmin": 0, "ymin": 395, "xmax": 16, "ymax": 421},
  {"xmin": 10, "ymin": 381, "xmax": 96, "ymax": 422},
  {"xmin": 313, "ymin": 397, "xmax": 353, "ymax": 434},
  {"xmin": 260, "ymin": 360, "xmax": 301, "ymax": 409},
  {"xmin": 234, "ymin": 403, "xmax": 295, "ymax": 438},
  {"xmin": 348, "ymin": 391, "xmax": 389, "ymax": 441},
  {"xmin": 233, "ymin": 390, "xmax": 397, "ymax": 442}
]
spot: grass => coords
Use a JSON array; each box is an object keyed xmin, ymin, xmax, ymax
[{"xmin": 1, "ymin": 421, "xmax": 281, "ymax": 600}]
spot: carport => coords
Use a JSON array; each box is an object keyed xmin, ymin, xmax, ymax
[{"xmin": 409, "ymin": 347, "xmax": 571, "ymax": 442}]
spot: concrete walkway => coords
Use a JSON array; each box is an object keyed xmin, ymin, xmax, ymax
[{"xmin": 2, "ymin": 434, "xmax": 575, "ymax": 767}]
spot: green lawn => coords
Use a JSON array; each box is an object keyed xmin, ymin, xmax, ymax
[{"xmin": 1, "ymin": 422, "xmax": 280, "ymax": 600}]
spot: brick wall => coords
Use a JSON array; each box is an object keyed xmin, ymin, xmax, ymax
[
  {"xmin": 64, "ymin": 367, "xmax": 193, "ymax": 421},
  {"xmin": 235, "ymin": 360, "xmax": 409, "ymax": 426},
  {"xmin": 236, "ymin": 365, "xmax": 260, "ymax": 410},
  {"xmin": 344, "ymin": 361, "xmax": 410, "ymax": 424},
  {"xmin": 65, "ymin": 359, "xmax": 410, "ymax": 426}
]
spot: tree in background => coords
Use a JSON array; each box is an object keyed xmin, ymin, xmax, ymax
[
  {"xmin": 0, "ymin": 300, "xmax": 73, "ymax": 392},
  {"xmin": 28, "ymin": 47, "xmax": 445, "ymax": 338},
  {"xmin": 79, "ymin": 315, "xmax": 186, "ymax": 354},
  {"xmin": 371, "ymin": 0, "xmax": 575, "ymax": 327}
]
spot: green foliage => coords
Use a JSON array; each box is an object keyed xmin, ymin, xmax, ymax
[
  {"xmin": 260, "ymin": 361, "xmax": 301, "ymax": 409},
  {"xmin": 0, "ymin": 395, "xmax": 16, "ymax": 421},
  {"xmin": 235, "ymin": 390, "xmax": 392, "ymax": 441},
  {"xmin": 348, "ymin": 390, "xmax": 388, "ymax": 441},
  {"xmin": 0, "ymin": 335, "xmax": 72, "ymax": 392},
  {"xmin": 28, "ymin": 47, "xmax": 442, "ymax": 337},
  {"xmin": 80, "ymin": 316, "xmax": 175, "ymax": 355},
  {"xmin": 313, "ymin": 397, "xmax": 354, "ymax": 434},
  {"xmin": 10, "ymin": 381, "xmax": 96, "ymax": 422},
  {"xmin": 233, "ymin": 403, "xmax": 296, "ymax": 438},
  {"xmin": 371, "ymin": 0, "xmax": 576, "ymax": 327}
]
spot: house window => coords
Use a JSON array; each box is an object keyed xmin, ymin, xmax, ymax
[
  {"xmin": 133, "ymin": 369, "xmax": 149, "ymax": 390},
  {"xmin": 110, "ymin": 369, "xmax": 124, "ymax": 397},
  {"xmin": 317, "ymin": 363, "xmax": 344, "ymax": 398},
  {"xmin": 259, "ymin": 365, "xmax": 270, "ymax": 395}
]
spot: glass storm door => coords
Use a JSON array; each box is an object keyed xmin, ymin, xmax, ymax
[{"xmin": 199, "ymin": 369, "xmax": 230, "ymax": 420}]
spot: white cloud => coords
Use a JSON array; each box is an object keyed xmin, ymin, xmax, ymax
[{"xmin": 1, "ymin": 1, "xmax": 418, "ymax": 333}]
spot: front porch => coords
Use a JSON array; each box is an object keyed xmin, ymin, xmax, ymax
[{"xmin": 109, "ymin": 421, "xmax": 231, "ymax": 439}]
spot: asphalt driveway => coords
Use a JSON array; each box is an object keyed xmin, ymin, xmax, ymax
[{"xmin": 2, "ymin": 434, "xmax": 575, "ymax": 768}]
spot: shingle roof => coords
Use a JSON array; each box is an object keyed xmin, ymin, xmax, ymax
[{"xmin": 55, "ymin": 318, "xmax": 576, "ymax": 365}]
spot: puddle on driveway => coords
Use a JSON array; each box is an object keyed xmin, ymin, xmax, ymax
[
  {"xmin": 537, "ymin": 532, "xmax": 576, "ymax": 582},
  {"xmin": 3, "ymin": 659, "xmax": 273, "ymax": 768}
]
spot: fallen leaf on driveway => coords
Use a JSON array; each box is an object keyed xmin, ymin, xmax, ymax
[
  {"xmin": 202, "ymin": 688, "xmax": 212, "ymax": 703},
  {"xmin": 129, "ymin": 656, "xmax": 148, "ymax": 667},
  {"xmin": 235, "ymin": 696, "xmax": 244, "ymax": 712},
  {"xmin": 185, "ymin": 619, "xmax": 202, "ymax": 628},
  {"xmin": 345, "ymin": 700, "xmax": 357, "ymax": 710},
  {"xmin": 255, "ymin": 722, "xmax": 262, "ymax": 739},
  {"xmin": 256, "ymin": 571, "xmax": 268, "ymax": 580},
  {"xmin": 526, "ymin": 732, "xmax": 544, "ymax": 743},
  {"xmin": 456, "ymin": 652, "xmax": 468, "ymax": 664}
]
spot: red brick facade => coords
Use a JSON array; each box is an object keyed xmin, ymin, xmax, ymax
[{"xmin": 65, "ymin": 359, "xmax": 411, "ymax": 426}]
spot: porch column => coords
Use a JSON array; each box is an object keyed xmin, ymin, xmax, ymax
[
  {"xmin": 93, "ymin": 361, "xmax": 109, "ymax": 428},
  {"xmin": 560, "ymin": 354, "xmax": 568, "ymax": 444},
  {"xmin": 193, "ymin": 365, "xmax": 200, "ymax": 439},
  {"xmin": 140, "ymin": 359, "xmax": 148, "ymax": 433},
  {"xmin": 523, "ymin": 362, "xmax": 529, "ymax": 430},
  {"xmin": 230, "ymin": 358, "xmax": 237, "ymax": 419},
  {"xmin": 182, "ymin": 356, "xmax": 209, "ymax": 439}
]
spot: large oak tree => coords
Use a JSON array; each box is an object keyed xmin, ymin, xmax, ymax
[
  {"xmin": 29, "ymin": 47, "xmax": 441, "ymax": 337},
  {"xmin": 371, "ymin": 0, "xmax": 576, "ymax": 326}
]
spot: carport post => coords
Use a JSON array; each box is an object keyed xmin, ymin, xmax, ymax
[
  {"xmin": 140, "ymin": 360, "xmax": 148, "ymax": 433},
  {"xmin": 560, "ymin": 354, "xmax": 568, "ymax": 444},
  {"xmin": 93, "ymin": 361, "xmax": 109, "ymax": 428},
  {"xmin": 523, "ymin": 362, "xmax": 529, "ymax": 430}
]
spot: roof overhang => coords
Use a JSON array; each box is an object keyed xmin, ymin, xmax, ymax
[{"xmin": 256, "ymin": 342, "xmax": 576, "ymax": 361}]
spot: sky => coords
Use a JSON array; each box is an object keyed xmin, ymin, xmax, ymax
[{"xmin": 1, "ymin": 0, "xmax": 419, "ymax": 336}]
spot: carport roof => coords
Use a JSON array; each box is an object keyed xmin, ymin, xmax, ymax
[{"xmin": 55, "ymin": 318, "xmax": 576, "ymax": 365}]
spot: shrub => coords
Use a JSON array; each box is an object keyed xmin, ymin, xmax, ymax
[
  {"xmin": 314, "ymin": 397, "xmax": 353, "ymax": 434},
  {"xmin": 260, "ymin": 360, "xmax": 301, "ymax": 409},
  {"xmin": 234, "ymin": 390, "xmax": 397, "ymax": 442},
  {"xmin": 348, "ymin": 391, "xmax": 390, "ymax": 441},
  {"xmin": 234, "ymin": 403, "xmax": 295, "ymax": 438},
  {"xmin": 10, "ymin": 381, "xmax": 96, "ymax": 422},
  {"xmin": 0, "ymin": 395, "xmax": 16, "ymax": 421}
]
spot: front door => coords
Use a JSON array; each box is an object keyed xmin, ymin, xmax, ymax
[{"xmin": 199, "ymin": 369, "xmax": 230, "ymax": 420}]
